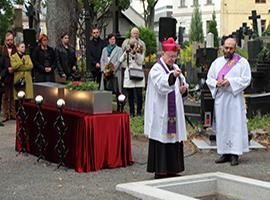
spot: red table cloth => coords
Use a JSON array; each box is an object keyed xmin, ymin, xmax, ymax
[{"xmin": 16, "ymin": 102, "xmax": 133, "ymax": 172}]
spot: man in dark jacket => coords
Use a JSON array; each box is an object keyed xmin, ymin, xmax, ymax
[
  {"xmin": 0, "ymin": 53, "xmax": 7, "ymax": 126},
  {"xmin": 0, "ymin": 31, "xmax": 17, "ymax": 122},
  {"xmin": 89, "ymin": 27, "xmax": 106, "ymax": 86}
]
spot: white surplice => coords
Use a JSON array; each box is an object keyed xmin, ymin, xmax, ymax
[
  {"xmin": 144, "ymin": 58, "xmax": 187, "ymax": 143},
  {"xmin": 206, "ymin": 56, "xmax": 251, "ymax": 155}
]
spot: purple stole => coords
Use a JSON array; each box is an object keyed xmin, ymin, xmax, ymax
[
  {"xmin": 216, "ymin": 54, "xmax": 241, "ymax": 80},
  {"xmin": 157, "ymin": 59, "xmax": 176, "ymax": 136}
]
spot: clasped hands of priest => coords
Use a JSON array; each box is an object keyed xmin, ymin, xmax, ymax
[
  {"xmin": 173, "ymin": 68, "xmax": 187, "ymax": 95},
  {"xmin": 216, "ymin": 79, "xmax": 230, "ymax": 88}
]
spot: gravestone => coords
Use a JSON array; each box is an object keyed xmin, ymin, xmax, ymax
[
  {"xmin": 248, "ymin": 39, "xmax": 263, "ymax": 67},
  {"xmin": 257, "ymin": 18, "xmax": 262, "ymax": 37},
  {"xmin": 243, "ymin": 35, "xmax": 249, "ymax": 51},
  {"xmin": 178, "ymin": 26, "xmax": 185, "ymax": 46},
  {"xmin": 206, "ymin": 32, "xmax": 214, "ymax": 48},
  {"xmin": 196, "ymin": 47, "xmax": 218, "ymax": 127}
]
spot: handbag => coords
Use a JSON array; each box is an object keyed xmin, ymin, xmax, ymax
[
  {"xmin": 126, "ymin": 52, "xmax": 144, "ymax": 81},
  {"xmin": 129, "ymin": 68, "xmax": 144, "ymax": 80},
  {"xmin": 14, "ymin": 77, "xmax": 26, "ymax": 90}
]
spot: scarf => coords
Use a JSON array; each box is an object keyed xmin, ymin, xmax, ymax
[
  {"xmin": 157, "ymin": 58, "xmax": 177, "ymax": 136},
  {"xmin": 106, "ymin": 44, "xmax": 116, "ymax": 57}
]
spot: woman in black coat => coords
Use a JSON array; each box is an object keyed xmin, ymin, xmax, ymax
[
  {"xmin": 32, "ymin": 34, "xmax": 56, "ymax": 82},
  {"xmin": 55, "ymin": 33, "xmax": 77, "ymax": 81}
]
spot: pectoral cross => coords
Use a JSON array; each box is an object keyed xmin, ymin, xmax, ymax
[{"xmin": 228, "ymin": 59, "xmax": 235, "ymax": 67}]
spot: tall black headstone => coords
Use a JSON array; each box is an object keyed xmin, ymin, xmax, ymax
[{"xmin": 159, "ymin": 17, "xmax": 177, "ymax": 42}]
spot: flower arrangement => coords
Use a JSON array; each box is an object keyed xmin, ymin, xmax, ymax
[
  {"xmin": 104, "ymin": 62, "xmax": 115, "ymax": 79},
  {"xmin": 66, "ymin": 81, "xmax": 99, "ymax": 91}
]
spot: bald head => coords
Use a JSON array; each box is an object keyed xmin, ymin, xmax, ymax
[
  {"xmin": 224, "ymin": 38, "xmax": 236, "ymax": 48},
  {"xmin": 223, "ymin": 38, "xmax": 236, "ymax": 59}
]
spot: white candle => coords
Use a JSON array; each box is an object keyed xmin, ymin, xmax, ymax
[
  {"xmin": 57, "ymin": 99, "xmax": 65, "ymax": 107},
  {"xmin": 35, "ymin": 95, "xmax": 43, "ymax": 104},
  {"xmin": 118, "ymin": 94, "xmax": 126, "ymax": 102},
  {"xmin": 17, "ymin": 91, "xmax": 25, "ymax": 99}
]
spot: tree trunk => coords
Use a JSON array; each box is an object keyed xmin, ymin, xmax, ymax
[
  {"xmin": 146, "ymin": 6, "xmax": 155, "ymax": 29},
  {"xmin": 47, "ymin": 0, "xmax": 79, "ymax": 48}
]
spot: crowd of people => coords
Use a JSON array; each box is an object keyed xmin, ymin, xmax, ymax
[
  {"xmin": 0, "ymin": 27, "xmax": 251, "ymax": 179},
  {"xmin": 0, "ymin": 27, "xmax": 147, "ymax": 124},
  {"xmin": 0, "ymin": 30, "xmax": 79, "ymax": 126}
]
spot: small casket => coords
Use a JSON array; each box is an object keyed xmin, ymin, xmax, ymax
[{"xmin": 33, "ymin": 82, "xmax": 112, "ymax": 114}]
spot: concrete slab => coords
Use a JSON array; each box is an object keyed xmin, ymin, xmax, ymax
[
  {"xmin": 116, "ymin": 172, "xmax": 270, "ymax": 200},
  {"xmin": 192, "ymin": 138, "xmax": 266, "ymax": 150}
]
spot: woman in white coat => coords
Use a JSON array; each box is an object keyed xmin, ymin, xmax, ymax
[
  {"xmin": 100, "ymin": 33, "xmax": 123, "ymax": 94},
  {"xmin": 120, "ymin": 38, "xmax": 145, "ymax": 117}
]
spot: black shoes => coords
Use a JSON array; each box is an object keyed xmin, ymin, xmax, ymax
[
  {"xmin": 230, "ymin": 155, "xmax": 239, "ymax": 166},
  {"xmin": 215, "ymin": 154, "xmax": 239, "ymax": 166},
  {"xmin": 215, "ymin": 154, "xmax": 231, "ymax": 164},
  {"xmin": 0, "ymin": 121, "xmax": 4, "ymax": 127}
]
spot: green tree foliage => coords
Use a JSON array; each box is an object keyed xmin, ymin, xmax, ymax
[
  {"xmin": 188, "ymin": 0, "xmax": 204, "ymax": 43},
  {"xmin": 125, "ymin": 26, "xmax": 157, "ymax": 57},
  {"xmin": 262, "ymin": 23, "xmax": 270, "ymax": 36},
  {"xmin": 0, "ymin": 0, "xmax": 14, "ymax": 44},
  {"xmin": 208, "ymin": 11, "xmax": 219, "ymax": 47}
]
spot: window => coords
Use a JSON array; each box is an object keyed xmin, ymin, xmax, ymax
[
  {"xmin": 255, "ymin": 0, "xmax": 266, "ymax": 3},
  {"xmin": 180, "ymin": 0, "xmax": 186, "ymax": 7},
  {"xmin": 261, "ymin": 19, "xmax": 266, "ymax": 32},
  {"xmin": 206, "ymin": 0, "xmax": 213, "ymax": 4}
]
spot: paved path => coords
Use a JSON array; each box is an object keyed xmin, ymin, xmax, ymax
[{"xmin": 0, "ymin": 121, "xmax": 269, "ymax": 200}]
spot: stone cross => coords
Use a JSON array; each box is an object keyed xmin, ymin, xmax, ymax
[
  {"xmin": 248, "ymin": 10, "xmax": 261, "ymax": 35},
  {"xmin": 206, "ymin": 32, "xmax": 214, "ymax": 48}
]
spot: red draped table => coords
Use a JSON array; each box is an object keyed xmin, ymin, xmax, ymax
[{"xmin": 16, "ymin": 102, "xmax": 133, "ymax": 172}]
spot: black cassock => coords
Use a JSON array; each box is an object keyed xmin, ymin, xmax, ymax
[{"xmin": 147, "ymin": 139, "xmax": 184, "ymax": 174}]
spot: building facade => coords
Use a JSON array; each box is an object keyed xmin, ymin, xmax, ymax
[{"xmin": 172, "ymin": 0, "xmax": 270, "ymax": 39}]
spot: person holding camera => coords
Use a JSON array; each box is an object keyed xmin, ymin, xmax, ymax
[
  {"xmin": 120, "ymin": 38, "xmax": 145, "ymax": 117},
  {"xmin": 55, "ymin": 33, "xmax": 78, "ymax": 81},
  {"xmin": 32, "ymin": 34, "xmax": 56, "ymax": 82},
  {"xmin": 10, "ymin": 42, "xmax": 33, "ymax": 100}
]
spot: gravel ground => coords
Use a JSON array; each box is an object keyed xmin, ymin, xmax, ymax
[{"xmin": 0, "ymin": 120, "xmax": 269, "ymax": 200}]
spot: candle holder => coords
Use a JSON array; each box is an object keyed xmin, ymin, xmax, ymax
[
  {"xmin": 16, "ymin": 91, "xmax": 28, "ymax": 154},
  {"xmin": 117, "ymin": 94, "xmax": 127, "ymax": 112},
  {"xmin": 34, "ymin": 95, "xmax": 47, "ymax": 162},
  {"xmin": 53, "ymin": 99, "xmax": 68, "ymax": 168}
]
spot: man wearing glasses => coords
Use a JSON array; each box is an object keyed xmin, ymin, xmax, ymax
[
  {"xmin": 206, "ymin": 37, "xmax": 251, "ymax": 166},
  {"xmin": 89, "ymin": 27, "xmax": 106, "ymax": 86}
]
